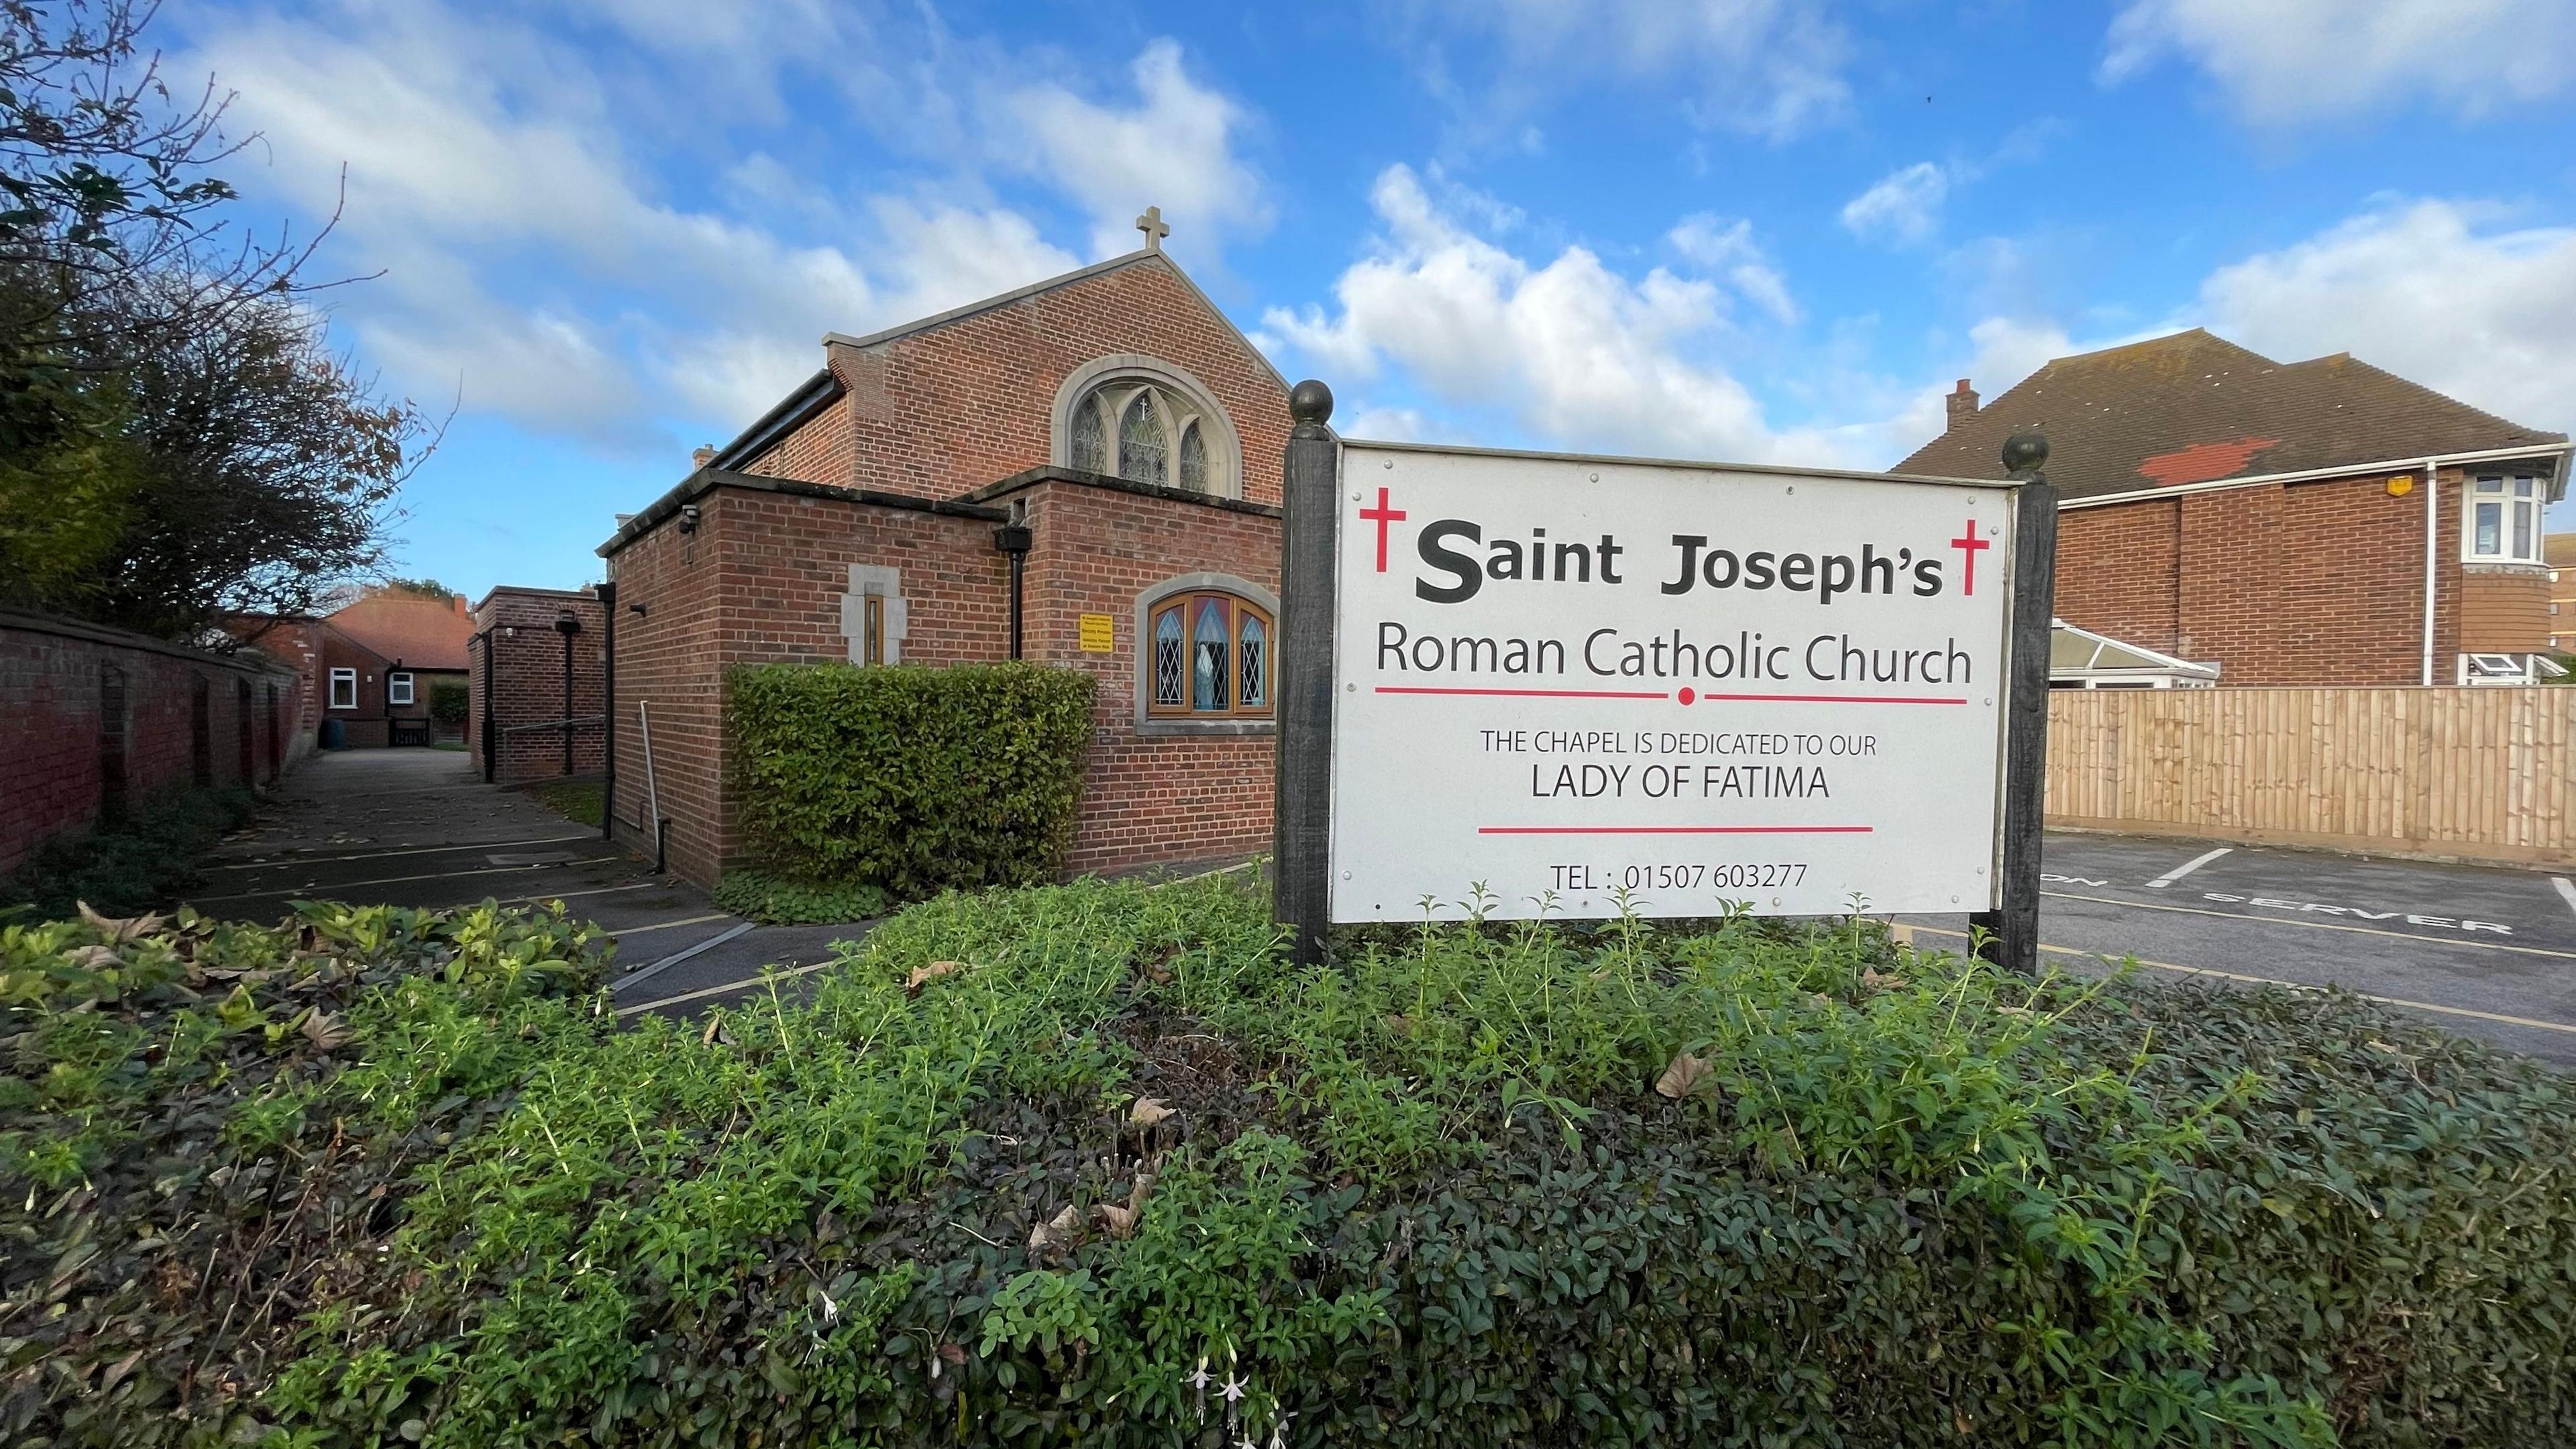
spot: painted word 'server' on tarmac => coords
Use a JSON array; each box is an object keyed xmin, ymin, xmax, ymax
[{"xmin": 1329, "ymin": 442, "xmax": 2021, "ymax": 920}]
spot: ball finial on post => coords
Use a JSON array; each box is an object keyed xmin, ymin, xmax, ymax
[
  {"xmin": 1289, "ymin": 378, "xmax": 1334, "ymax": 434},
  {"xmin": 2001, "ymin": 429, "xmax": 2048, "ymax": 477}
]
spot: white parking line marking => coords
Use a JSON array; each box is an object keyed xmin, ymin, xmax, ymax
[
  {"xmin": 614, "ymin": 921, "xmax": 757, "ymax": 995},
  {"xmin": 608, "ymin": 913, "xmax": 731, "ymax": 938},
  {"xmin": 1902, "ymin": 925, "xmax": 2576, "ymax": 1036},
  {"xmin": 189, "ymin": 856, "xmax": 626, "ymax": 904},
  {"xmin": 615, "ymin": 958, "xmax": 836, "ymax": 1018},
  {"xmin": 2043, "ymin": 890, "xmax": 2576, "ymax": 961},
  {"xmin": 2555, "ymin": 877, "xmax": 2576, "ymax": 920},
  {"xmin": 2143, "ymin": 847, "xmax": 2232, "ymax": 890},
  {"xmin": 201, "ymin": 833, "xmax": 600, "ymax": 872}
]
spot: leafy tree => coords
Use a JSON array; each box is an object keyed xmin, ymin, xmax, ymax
[
  {"xmin": 0, "ymin": 1, "xmax": 425, "ymax": 639},
  {"xmin": 384, "ymin": 577, "xmax": 458, "ymax": 603}
]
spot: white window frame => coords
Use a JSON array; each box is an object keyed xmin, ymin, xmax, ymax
[
  {"xmin": 387, "ymin": 672, "xmax": 414, "ymax": 706},
  {"xmin": 328, "ymin": 667, "xmax": 358, "ymax": 709},
  {"xmin": 2463, "ymin": 476, "xmax": 2546, "ymax": 564}
]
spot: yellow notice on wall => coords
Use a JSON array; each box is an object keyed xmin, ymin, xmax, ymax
[{"xmin": 1078, "ymin": 613, "xmax": 1115, "ymax": 652}]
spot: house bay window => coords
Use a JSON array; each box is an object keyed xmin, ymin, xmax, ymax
[{"xmin": 2467, "ymin": 476, "xmax": 2546, "ymax": 564}]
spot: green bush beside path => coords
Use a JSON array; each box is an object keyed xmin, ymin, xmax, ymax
[{"xmin": 2, "ymin": 881, "xmax": 2570, "ymax": 1446}]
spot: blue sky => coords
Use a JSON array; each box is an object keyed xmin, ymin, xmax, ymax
[{"xmin": 164, "ymin": 0, "xmax": 2576, "ymax": 598}]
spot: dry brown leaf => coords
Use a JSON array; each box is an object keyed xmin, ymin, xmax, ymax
[
  {"xmin": 1139, "ymin": 945, "xmax": 1179, "ymax": 985},
  {"xmin": 1094, "ymin": 1202, "xmax": 1138, "ymax": 1238},
  {"xmin": 1996, "ymin": 1005, "xmax": 2035, "ymax": 1018},
  {"xmin": 700, "ymin": 1017, "xmax": 735, "ymax": 1046},
  {"xmin": 1860, "ymin": 967, "xmax": 1908, "ymax": 991},
  {"xmin": 300, "ymin": 1010, "xmax": 353, "ymax": 1052},
  {"xmin": 1029, "ymin": 1203, "xmax": 1083, "ymax": 1251},
  {"xmin": 1384, "ymin": 1012, "xmax": 1414, "ymax": 1035},
  {"xmin": 76, "ymin": 901, "xmax": 163, "ymax": 945},
  {"xmin": 905, "ymin": 960, "xmax": 967, "ymax": 996},
  {"xmin": 1654, "ymin": 1052, "xmax": 1712, "ymax": 1099},
  {"xmin": 64, "ymin": 945, "xmax": 122, "ymax": 972},
  {"xmin": 1127, "ymin": 1168, "xmax": 1157, "ymax": 1216},
  {"xmin": 1129, "ymin": 1095, "xmax": 1175, "ymax": 1128}
]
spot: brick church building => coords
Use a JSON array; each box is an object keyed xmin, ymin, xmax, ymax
[{"xmin": 599, "ymin": 217, "xmax": 1291, "ymax": 888}]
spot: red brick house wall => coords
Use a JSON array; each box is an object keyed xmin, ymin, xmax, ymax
[
  {"xmin": 2055, "ymin": 468, "xmax": 2487, "ymax": 686},
  {"xmin": 467, "ymin": 588, "xmax": 607, "ymax": 784},
  {"xmin": 1, "ymin": 609, "xmax": 305, "ymax": 875}
]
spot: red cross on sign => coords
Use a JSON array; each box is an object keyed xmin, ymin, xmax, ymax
[
  {"xmin": 1949, "ymin": 519, "xmax": 1990, "ymax": 596},
  {"xmin": 1359, "ymin": 486, "xmax": 1407, "ymax": 573}
]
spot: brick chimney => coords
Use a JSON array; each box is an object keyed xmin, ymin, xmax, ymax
[
  {"xmin": 1946, "ymin": 379, "xmax": 1978, "ymax": 433},
  {"xmin": 691, "ymin": 443, "xmax": 716, "ymax": 469}
]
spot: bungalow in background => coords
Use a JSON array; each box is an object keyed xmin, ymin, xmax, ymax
[
  {"xmin": 231, "ymin": 586, "xmax": 474, "ymax": 747},
  {"xmin": 1901, "ymin": 329, "xmax": 2571, "ymax": 688}
]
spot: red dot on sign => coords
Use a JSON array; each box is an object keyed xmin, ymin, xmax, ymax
[{"xmin": 1678, "ymin": 687, "xmax": 1697, "ymax": 705}]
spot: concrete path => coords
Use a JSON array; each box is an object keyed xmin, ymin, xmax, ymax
[
  {"xmin": 195, "ymin": 749, "xmax": 871, "ymax": 1019},
  {"xmin": 1902, "ymin": 833, "xmax": 2576, "ymax": 1068}
]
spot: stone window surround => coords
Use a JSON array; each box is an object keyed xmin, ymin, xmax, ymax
[
  {"xmin": 1051, "ymin": 354, "xmax": 1243, "ymax": 500},
  {"xmin": 1132, "ymin": 572, "xmax": 1279, "ymax": 737}
]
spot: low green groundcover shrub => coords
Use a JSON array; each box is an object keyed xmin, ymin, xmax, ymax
[
  {"xmin": 714, "ymin": 866, "xmax": 891, "ymax": 924},
  {"xmin": 4, "ymin": 882, "xmax": 2571, "ymax": 1446},
  {"xmin": 0, "ymin": 783, "xmax": 259, "ymax": 920},
  {"xmin": 729, "ymin": 661, "xmax": 1094, "ymax": 904}
]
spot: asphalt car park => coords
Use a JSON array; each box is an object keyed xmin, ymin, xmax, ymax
[
  {"xmin": 192, "ymin": 749, "xmax": 873, "ymax": 1021},
  {"xmin": 1902, "ymin": 833, "xmax": 2576, "ymax": 1067}
]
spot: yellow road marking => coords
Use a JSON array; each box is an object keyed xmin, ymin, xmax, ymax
[{"xmin": 1902, "ymin": 924, "xmax": 2576, "ymax": 1037}]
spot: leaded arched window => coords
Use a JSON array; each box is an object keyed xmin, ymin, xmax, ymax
[
  {"xmin": 1063, "ymin": 372, "xmax": 1233, "ymax": 496},
  {"xmin": 1146, "ymin": 588, "xmax": 1271, "ymax": 720}
]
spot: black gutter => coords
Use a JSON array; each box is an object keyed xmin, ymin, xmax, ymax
[
  {"xmin": 596, "ymin": 582, "xmax": 616, "ymax": 841},
  {"xmin": 708, "ymin": 369, "xmax": 841, "ymax": 472},
  {"xmin": 957, "ymin": 464, "xmax": 1285, "ymax": 519}
]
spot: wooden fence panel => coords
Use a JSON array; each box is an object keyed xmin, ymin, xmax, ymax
[{"xmin": 2044, "ymin": 687, "xmax": 2576, "ymax": 865}]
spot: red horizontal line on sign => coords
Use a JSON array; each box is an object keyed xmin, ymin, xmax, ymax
[
  {"xmin": 1689, "ymin": 692, "xmax": 1968, "ymax": 705},
  {"xmin": 1376, "ymin": 686, "xmax": 1670, "ymax": 699},
  {"xmin": 1476, "ymin": 825, "xmax": 1876, "ymax": 835}
]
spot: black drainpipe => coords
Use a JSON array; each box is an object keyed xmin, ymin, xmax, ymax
[
  {"xmin": 553, "ymin": 609, "xmax": 581, "ymax": 776},
  {"xmin": 596, "ymin": 582, "xmax": 616, "ymax": 841},
  {"xmin": 477, "ymin": 627, "xmax": 498, "ymax": 783},
  {"xmin": 994, "ymin": 506, "xmax": 1032, "ymax": 659}
]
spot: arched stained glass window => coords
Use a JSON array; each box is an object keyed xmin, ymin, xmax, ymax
[
  {"xmin": 1070, "ymin": 398, "xmax": 1108, "ymax": 474},
  {"xmin": 1061, "ymin": 366, "xmax": 1236, "ymax": 496},
  {"xmin": 1236, "ymin": 610, "xmax": 1266, "ymax": 708},
  {"xmin": 1191, "ymin": 596, "xmax": 1228, "ymax": 710},
  {"xmin": 1151, "ymin": 608, "xmax": 1185, "ymax": 708},
  {"xmin": 1119, "ymin": 390, "xmax": 1168, "ymax": 486},
  {"xmin": 1146, "ymin": 590, "xmax": 1271, "ymax": 720}
]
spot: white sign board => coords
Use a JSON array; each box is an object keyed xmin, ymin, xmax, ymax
[{"xmin": 1328, "ymin": 442, "xmax": 2019, "ymax": 921}]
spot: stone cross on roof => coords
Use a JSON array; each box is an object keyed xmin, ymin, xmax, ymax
[{"xmin": 1135, "ymin": 205, "xmax": 1169, "ymax": 252}]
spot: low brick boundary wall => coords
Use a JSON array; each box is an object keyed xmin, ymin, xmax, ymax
[{"xmin": 0, "ymin": 609, "xmax": 309, "ymax": 874}]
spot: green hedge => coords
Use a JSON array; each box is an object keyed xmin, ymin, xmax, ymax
[
  {"xmin": 6, "ymin": 881, "xmax": 2572, "ymax": 1446},
  {"xmin": 729, "ymin": 661, "xmax": 1095, "ymax": 902}
]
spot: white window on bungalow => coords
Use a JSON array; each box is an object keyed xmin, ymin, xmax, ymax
[
  {"xmin": 2465, "ymin": 476, "xmax": 2545, "ymax": 563},
  {"xmin": 329, "ymin": 667, "xmax": 358, "ymax": 709},
  {"xmin": 388, "ymin": 672, "xmax": 414, "ymax": 706}
]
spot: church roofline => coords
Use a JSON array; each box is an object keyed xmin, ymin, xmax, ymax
[
  {"xmin": 706, "ymin": 368, "xmax": 841, "ymax": 473},
  {"xmin": 959, "ymin": 465, "xmax": 1285, "ymax": 519},
  {"xmin": 596, "ymin": 468, "xmax": 1008, "ymax": 559}
]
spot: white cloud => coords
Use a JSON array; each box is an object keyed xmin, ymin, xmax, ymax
[
  {"xmin": 1839, "ymin": 163, "xmax": 1948, "ymax": 248},
  {"xmin": 2102, "ymin": 0, "xmax": 2576, "ymax": 125},
  {"xmin": 183, "ymin": 5, "xmax": 1236, "ymax": 442},
  {"xmin": 1667, "ymin": 215, "xmax": 1799, "ymax": 324},
  {"xmin": 1258, "ymin": 165, "xmax": 1856, "ymax": 466},
  {"xmin": 2197, "ymin": 199, "xmax": 2576, "ymax": 435},
  {"xmin": 1408, "ymin": 0, "xmax": 1850, "ymax": 141},
  {"xmin": 1001, "ymin": 40, "xmax": 1269, "ymax": 259}
]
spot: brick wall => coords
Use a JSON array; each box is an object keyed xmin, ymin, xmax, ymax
[
  {"xmin": 467, "ymin": 588, "xmax": 608, "ymax": 784},
  {"xmin": 1012, "ymin": 478, "xmax": 1282, "ymax": 875},
  {"xmin": 2053, "ymin": 469, "xmax": 2510, "ymax": 686},
  {"xmin": 744, "ymin": 257, "xmax": 1291, "ymax": 509},
  {"xmin": 0, "ymin": 609, "xmax": 305, "ymax": 875}
]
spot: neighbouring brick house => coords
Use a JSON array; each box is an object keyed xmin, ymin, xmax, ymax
[
  {"xmin": 600, "ymin": 227, "xmax": 1292, "ymax": 888},
  {"xmin": 1899, "ymin": 329, "xmax": 2571, "ymax": 687},
  {"xmin": 2548, "ymin": 534, "xmax": 2574, "ymax": 655},
  {"xmin": 231, "ymin": 588, "xmax": 475, "ymax": 747},
  {"xmin": 466, "ymin": 586, "xmax": 608, "ymax": 784}
]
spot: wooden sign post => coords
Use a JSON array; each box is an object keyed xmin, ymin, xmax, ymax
[
  {"xmin": 1968, "ymin": 431, "xmax": 2055, "ymax": 975},
  {"xmin": 1274, "ymin": 376, "xmax": 2055, "ymax": 973}
]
